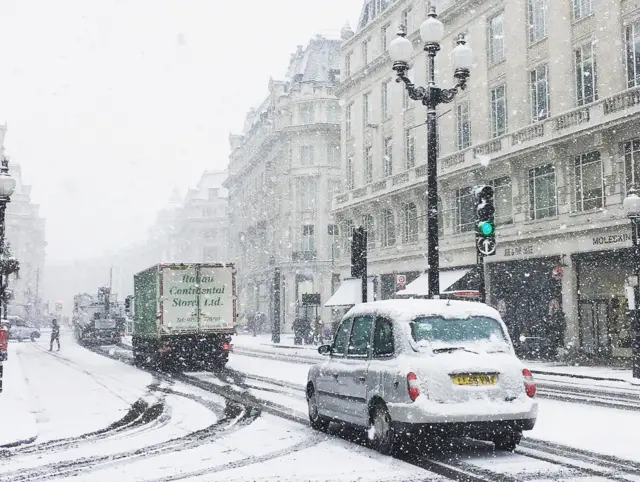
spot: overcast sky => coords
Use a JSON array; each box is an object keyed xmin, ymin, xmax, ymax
[{"xmin": 0, "ymin": 0, "xmax": 363, "ymax": 263}]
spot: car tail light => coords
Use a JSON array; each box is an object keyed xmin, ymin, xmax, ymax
[
  {"xmin": 523, "ymin": 368, "xmax": 536, "ymax": 398},
  {"xmin": 222, "ymin": 343, "xmax": 229, "ymax": 351},
  {"xmin": 0, "ymin": 328, "xmax": 7, "ymax": 353},
  {"xmin": 407, "ymin": 372, "xmax": 420, "ymax": 401}
]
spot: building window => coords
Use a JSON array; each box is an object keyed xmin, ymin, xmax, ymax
[
  {"xmin": 362, "ymin": 39, "xmax": 370, "ymax": 66},
  {"xmin": 488, "ymin": 13, "xmax": 505, "ymax": 64},
  {"xmin": 402, "ymin": 6, "xmax": 413, "ymax": 33},
  {"xmin": 301, "ymin": 225, "xmax": 315, "ymax": 252},
  {"xmin": 626, "ymin": 21, "xmax": 640, "ymax": 88},
  {"xmin": 455, "ymin": 101, "xmax": 471, "ymax": 150},
  {"xmin": 490, "ymin": 85, "xmax": 508, "ymax": 138},
  {"xmin": 328, "ymin": 180, "xmax": 340, "ymax": 199},
  {"xmin": 383, "ymin": 137, "xmax": 393, "ymax": 177},
  {"xmin": 300, "ymin": 104, "xmax": 314, "ymax": 124},
  {"xmin": 529, "ymin": 164, "xmax": 557, "ymax": 220},
  {"xmin": 382, "ymin": 80, "xmax": 392, "ymax": 119},
  {"xmin": 343, "ymin": 219, "xmax": 354, "ymax": 255},
  {"xmin": 455, "ymin": 186, "xmax": 475, "ymax": 233},
  {"xmin": 573, "ymin": 0, "xmax": 593, "ymax": 20},
  {"xmin": 300, "ymin": 146, "xmax": 314, "ymax": 166},
  {"xmin": 575, "ymin": 151, "xmax": 604, "ymax": 211},
  {"xmin": 327, "ymin": 144, "xmax": 340, "ymax": 165},
  {"xmin": 363, "ymin": 92, "xmax": 372, "ymax": 129},
  {"xmin": 365, "ymin": 146, "xmax": 373, "ymax": 184},
  {"xmin": 345, "ymin": 52, "xmax": 352, "ymax": 77},
  {"xmin": 576, "ymin": 42, "xmax": 597, "ymax": 106},
  {"xmin": 381, "ymin": 24, "xmax": 391, "ymax": 51},
  {"xmin": 403, "ymin": 202, "xmax": 418, "ymax": 243},
  {"xmin": 363, "ymin": 214, "xmax": 375, "ymax": 249},
  {"xmin": 527, "ymin": 0, "xmax": 548, "ymax": 44},
  {"xmin": 203, "ymin": 206, "xmax": 213, "ymax": 217},
  {"xmin": 327, "ymin": 103, "xmax": 340, "ymax": 123},
  {"xmin": 381, "ymin": 209, "xmax": 396, "ymax": 247},
  {"xmin": 299, "ymin": 177, "xmax": 317, "ymax": 211},
  {"xmin": 208, "ymin": 188, "xmax": 219, "ymax": 200},
  {"xmin": 530, "ymin": 63, "xmax": 550, "ymax": 121},
  {"xmin": 346, "ymin": 156, "xmax": 355, "ymax": 190},
  {"xmin": 489, "ymin": 176, "xmax": 513, "ymax": 225},
  {"xmin": 405, "ymin": 129, "xmax": 415, "ymax": 169},
  {"xmin": 402, "ymin": 67, "xmax": 414, "ymax": 109},
  {"xmin": 625, "ymin": 139, "xmax": 640, "ymax": 189},
  {"xmin": 346, "ymin": 102, "xmax": 353, "ymax": 137}
]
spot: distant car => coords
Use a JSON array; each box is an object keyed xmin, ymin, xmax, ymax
[
  {"xmin": 306, "ymin": 299, "xmax": 538, "ymax": 454},
  {"xmin": 7, "ymin": 317, "xmax": 41, "ymax": 342}
]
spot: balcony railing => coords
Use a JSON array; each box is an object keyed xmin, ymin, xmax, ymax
[{"xmin": 333, "ymin": 85, "xmax": 640, "ymax": 211}]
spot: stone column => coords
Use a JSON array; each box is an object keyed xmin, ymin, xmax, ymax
[{"xmin": 562, "ymin": 256, "xmax": 579, "ymax": 352}]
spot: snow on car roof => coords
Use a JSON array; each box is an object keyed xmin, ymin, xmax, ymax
[{"xmin": 346, "ymin": 299, "xmax": 501, "ymax": 324}]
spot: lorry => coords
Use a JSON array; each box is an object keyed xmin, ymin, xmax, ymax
[
  {"xmin": 132, "ymin": 263, "xmax": 236, "ymax": 370},
  {"xmin": 73, "ymin": 287, "xmax": 123, "ymax": 346}
]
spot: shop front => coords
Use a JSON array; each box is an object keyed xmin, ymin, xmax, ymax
[{"xmin": 574, "ymin": 248, "xmax": 633, "ymax": 360}]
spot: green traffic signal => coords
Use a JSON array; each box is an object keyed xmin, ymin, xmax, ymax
[{"xmin": 479, "ymin": 221, "xmax": 495, "ymax": 236}]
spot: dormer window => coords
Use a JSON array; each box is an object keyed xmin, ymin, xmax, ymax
[{"xmin": 360, "ymin": 0, "xmax": 392, "ymax": 29}]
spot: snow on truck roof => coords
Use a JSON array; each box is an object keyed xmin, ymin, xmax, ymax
[{"xmin": 345, "ymin": 299, "xmax": 502, "ymax": 324}]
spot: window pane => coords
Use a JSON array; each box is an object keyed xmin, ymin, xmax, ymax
[
  {"xmin": 373, "ymin": 318, "xmax": 394, "ymax": 356},
  {"xmin": 332, "ymin": 319, "xmax": 353, "ymax": 355},
  {"xmin": 489, "ymin": 13, "xmax": 505, "ymax": 63},
  {"xmin": 347, "ymin": 317, "xmax": 373, "ymax": 356}
]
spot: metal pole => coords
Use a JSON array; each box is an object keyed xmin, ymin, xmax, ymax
[
  {"xmin": 632, "ymin": 219, "xmax": 640, "ymax": 379},
  {"xmin": 426, "ymin": 48, "xmax": 440, "ymax": 299},
  {"xmin": 361, "ymin": 230, "xmax": 368, "ymax": 304},
  {"xmin": 0, "ymin": 201, "xmax": 6, "ymax": 321},
  {"xmin": 272, "ymin": 267, "xmax": 281, "ymax": 344},
  {"xmin": 477, "ymin": 253, "xmax": 486, "ymax": 303}
]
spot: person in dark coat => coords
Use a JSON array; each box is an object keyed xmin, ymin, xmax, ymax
[{"xmin": 50, "ymin": 319, "xmax": 60, "ymax": 351}]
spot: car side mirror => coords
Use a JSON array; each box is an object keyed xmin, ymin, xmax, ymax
[
  {"xmin": 519, "ymin": 335, "xmax": 526, "ymax": 343},
  {"xmin": 318, "ymin": 344, "xmax": 331, "ymax": 356}
]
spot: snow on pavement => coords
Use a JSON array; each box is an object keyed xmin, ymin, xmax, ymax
[{"xmin": 0, "ymin": 344, "xmax": 38, "ymax": 446}]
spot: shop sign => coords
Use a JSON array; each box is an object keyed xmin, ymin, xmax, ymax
[
  {"xmin": 503, "ymin": 245, "xmax": 535, "ymax": 257},
  {"xmin": 592, "ymin": 233, "xmax": 631, "ymax": 246}
]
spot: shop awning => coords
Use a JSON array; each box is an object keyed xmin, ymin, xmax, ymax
[
  {"xmin": 396, "ymin": 269, "xmax": 469, "ymax": 296},
  {"xmin": 324, "ymin": 277, "xmax": 374, "ymax": 307}
]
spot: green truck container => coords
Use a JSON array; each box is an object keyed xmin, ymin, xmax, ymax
[{"xmin": 132, "ymin": 263, "xmax": 236, "ymax": 370}]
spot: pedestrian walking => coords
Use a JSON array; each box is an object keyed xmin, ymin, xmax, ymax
[
  {"xmin": 50, "ymin": 318, "xmax": 60, "ymax": 351},
  {"xmin": 314, "ymin": 316, "xmax": 324, "ymax": 345}
]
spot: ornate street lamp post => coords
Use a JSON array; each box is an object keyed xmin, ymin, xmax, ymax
[
  {"xmin": 0, "ymin": 157, "xmax": 16, "ymax": 321},
  {"xmin": 623, "ymin": 185, "xmax": 640, "ymax": 379},
  {"xmin": 389, "ymin": 6, "xmax": 473, "ymax": 298}
]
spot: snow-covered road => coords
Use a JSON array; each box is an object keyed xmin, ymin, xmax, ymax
[{"xmin": 0, "ymin": 337, "xmax": 446, "ymax": 481}]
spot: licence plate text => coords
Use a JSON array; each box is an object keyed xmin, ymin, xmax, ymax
[{"xmin": 451, "ymin": 374, "xmax": 497, "ymax": 386}]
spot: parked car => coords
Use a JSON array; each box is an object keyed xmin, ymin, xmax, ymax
[
  {"xmin": 7, "ymin": 316, "xmax": 41, "ymax": 342},
  {"xmin": 306, "ymin": 299, "xmax": 538, "ymax": 454}
]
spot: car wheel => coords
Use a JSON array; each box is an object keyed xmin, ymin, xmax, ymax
[
  {"xmin": 370, "ymin": 401, "xmax": 396, "ymax": 455},
  {"xmin": 30, "ymin": 333, "xmax": 37, "ymax": 342},
  {"xmin": 494, "ymin": 429, "xmax": 522, "ymax": 451},
  {"xmin": 307, "ymin": 384, "xmax": 330, "ymax": 432}
]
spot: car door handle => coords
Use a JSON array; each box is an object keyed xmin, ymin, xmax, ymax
[{"xmin": 358, "ymin": 376, "xmax": 366, "ymax": 382}]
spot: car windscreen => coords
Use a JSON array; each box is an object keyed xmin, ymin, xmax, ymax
[{"xmin": 410, "ymin": 315, "xmax": 509, "ymax": 351}]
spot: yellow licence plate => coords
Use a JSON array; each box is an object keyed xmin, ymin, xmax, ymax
[{"xmin": 451, "ymin": 374, "xmax": 497, "ymax": 386}]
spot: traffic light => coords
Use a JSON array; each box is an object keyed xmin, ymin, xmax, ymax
[
  {"xmin": 124, "ymin": 295, "xmax": 133, "ymax": 315},
  {"xmin": 475, "ymin": 185, "xmax": 496, "ymax": 257},
  {"xmin": 351, "ymin": 226, "xmax": 368, "ymax": 278}
]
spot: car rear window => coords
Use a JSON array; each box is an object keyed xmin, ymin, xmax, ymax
[{"xmin": 410, "ymin": 316, "xmax": 507, "ymax": 345}]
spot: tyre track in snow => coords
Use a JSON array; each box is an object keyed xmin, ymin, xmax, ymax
[
  {"xmin": 197, "ymin": 369, "xmax": 640, "ymax": 482},
  {"xmin": 97, "ymin": 343, "xmax": 640, "ymax": 481}
]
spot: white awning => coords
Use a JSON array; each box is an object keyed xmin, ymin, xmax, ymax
[
  {"xmin": 324, "ymin": 277, "xmax": 374, "ymax": 307},
  {"xmin": 396, "ymin": 269, "xmax": 469, "ymax": 296}
]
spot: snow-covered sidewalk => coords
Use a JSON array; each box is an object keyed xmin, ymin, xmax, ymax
[
  {"xmin": 0, "ymin": 345, "xmax": 39, "ymax": 447},
  {"xmin": 232, "ymin": 333, "xmax": 640, "ymax": 386}
]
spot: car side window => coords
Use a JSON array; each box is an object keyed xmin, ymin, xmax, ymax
[
  {"xmin": 331, "ymin": 319, "xmax": 352, "ymax": 357},
  {"xmin": 373, "ymin": 317, "xmax": 394, "ymax": 357},
  {"xmin": 347, "ymin": 316, "xmax": 373, "ymax": 358}
]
